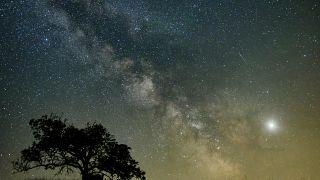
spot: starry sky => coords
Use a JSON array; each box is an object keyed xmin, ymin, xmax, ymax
[{"xmin": 1, "ymin": 0, "xmax": 320, "ymax": 179}]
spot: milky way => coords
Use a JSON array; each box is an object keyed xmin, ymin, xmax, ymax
[{"xmin": 1, "ymin": 0, "xmax": 320, "ymax": 179}]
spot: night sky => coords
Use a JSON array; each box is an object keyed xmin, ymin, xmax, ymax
[{"xmin": 1, "ymin": 0, "xmax": 320, "ymax": 179}]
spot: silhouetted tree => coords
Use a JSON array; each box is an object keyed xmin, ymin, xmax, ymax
[{"xmin": 13, "ymin": 114, "xmax": 146, "ymax": 180}]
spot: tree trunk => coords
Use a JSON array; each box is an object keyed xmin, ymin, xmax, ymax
[
  {"xmin": 82, "ymin": 172, "xmax": 89, "ymax": 180},
  {"xmin": 82, "ymin": 162, "xmax": 89, "ymax": 180}
]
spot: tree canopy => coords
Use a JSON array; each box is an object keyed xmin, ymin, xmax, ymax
[{"xmin": 13, "ymin": 114, "xmax": 146, "ymax": 180}]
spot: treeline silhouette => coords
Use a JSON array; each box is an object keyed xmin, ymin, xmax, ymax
[{"xmin": 13, "ymin": 114, "xmax": 146, "ymax": 180}]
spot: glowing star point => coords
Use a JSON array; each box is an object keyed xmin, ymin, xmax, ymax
[{"xmin": 265, "ymin": 119, "xmax": 278, "ymax": 132}]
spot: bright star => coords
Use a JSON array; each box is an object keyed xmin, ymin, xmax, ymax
[{"xmin": 265, "ymin": 119, "xmax": 278, "ymax": 132}]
